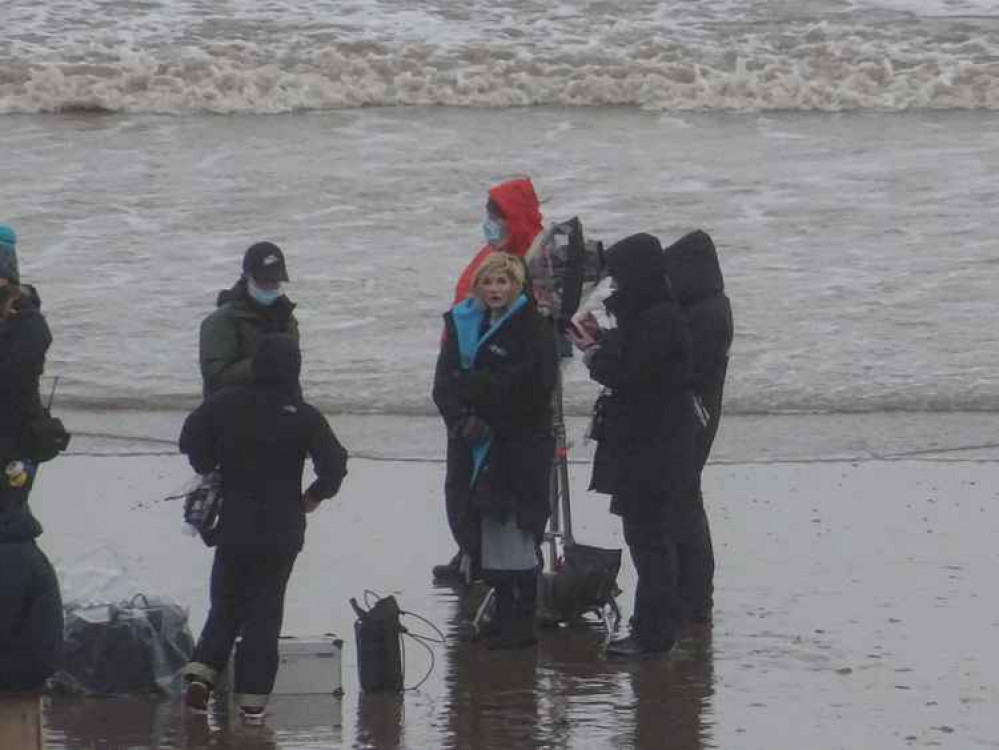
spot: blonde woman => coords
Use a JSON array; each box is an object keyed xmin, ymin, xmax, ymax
[{"xmin": 432, "ymin": 252, "xmax": 556, "ymax": 649}]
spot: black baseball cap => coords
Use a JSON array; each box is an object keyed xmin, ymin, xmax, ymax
[{"xmin": 242, "ymin": 241, "xmax": 289, "ymax": 283}]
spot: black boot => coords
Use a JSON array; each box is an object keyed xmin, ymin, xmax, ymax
[
  {"xmin": 605, "ymin": 631, "xmax": 674, "ymax": 660},
  {"xmin": 432, "ymin": 551, "xmax": 463, "ymax": 583},
  {"xmin": 487, "ymin": 572, "xmax": 538, "ymax": 650}
]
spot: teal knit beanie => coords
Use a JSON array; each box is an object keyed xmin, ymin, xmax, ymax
[{"xmin": 0, "ymin": 224, "xmax": 19, "ymax": 282}]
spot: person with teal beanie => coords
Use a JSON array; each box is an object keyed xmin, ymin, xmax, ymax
[
  {"xmin": 1, "ymin": 222, "xmax": 52, "ymax": 511},
  {"xmin": 0, "ymin": 225, "xmax": 17, "ymax": 284}
]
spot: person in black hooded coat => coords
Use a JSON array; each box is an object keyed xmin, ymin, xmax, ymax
[
  {"xmin": 568, "ymin": 233, "xmax": 699, "ymax": 658},
  {"xmin": 0, "ymin": 498, "xmax": 63, "ymax": 694},
  {"xmin": 664, "ymin": 230, "xmax": 734, "ymax": 625},
  {"xmin": 179, "ymin": 334, "xmax": 348, "ymax": 719},
  {"xmin": 0, "ymin": 227, "xmax": 63, "ymax": 699},
  {"xmin": 0, "ymin": 250, "xmax": 52, "ymax": 510}
]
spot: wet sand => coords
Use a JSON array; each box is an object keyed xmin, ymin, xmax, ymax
[{"xmin": 27, "ymin": 412, "xmax": 999, "ymax": 749}]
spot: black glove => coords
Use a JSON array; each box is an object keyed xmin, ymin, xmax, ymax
[
  {"xmin": 454, "ymin": 370, "xmax": 489, "ymax": 402},
  {"xmin": 460, "ymin": 415, "xmax": 491, "ymax": 444}
]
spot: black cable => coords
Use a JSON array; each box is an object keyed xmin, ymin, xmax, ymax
[
  {"xmin": 402, "ymin": 631, "xmax": 436, "ymax": 691},
  {"xmin": 399, "ymin": 608, "xmax": 446, "ymax": 691}
]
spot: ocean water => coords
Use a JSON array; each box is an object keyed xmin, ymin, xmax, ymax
[
  {"xmin": 6, "ymin": 5, "xmax": 999, "ymax": 749},
  {"xmin": 2, "ymin": 0, "xmax": 998, "ymax": 421}
]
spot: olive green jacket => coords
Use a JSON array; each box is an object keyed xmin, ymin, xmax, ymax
[{"xmin": 199, "ymin": 279, "xmax": 299, "ymax": 397}]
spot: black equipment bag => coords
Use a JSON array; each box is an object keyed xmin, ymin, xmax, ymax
[
  {"xmin": 23, "ymin": 408, "xmax": 71, "ymax": 463},
  {"xmin": 52, "ymin": 595, "xmax": 194, "ymax": 696},
  {"xmin": 351, "ymin": 594, "xmax": 404, "ymax": 693},
  {"xmin": 541, "ymin": 543, "xmax": 622, "ymax": 624}
]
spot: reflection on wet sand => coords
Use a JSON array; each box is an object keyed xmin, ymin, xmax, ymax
[
  {"xmin": 441, "ymin": 586, "xmax": 715, "ymax": 750},
  {"xmin": 45, "ymin": 694, "xmax": 346, "ymax": 749},
  {"xmin": 42, "ymin": 591, "xmax": 715, "ymax": 750},
  {"xmin": 45, "ymin": 696, "xmax": 182, "ymax": 749},
  {"xmin": 355, "ymin": 692, "xmax": 403, "ymax": 750}
]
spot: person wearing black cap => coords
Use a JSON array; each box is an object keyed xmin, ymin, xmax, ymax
[
  {"xmin": 179, "ymin": 334, "xmax": 348, "ymax": 723},
  {"xmin": 199, "ymin": 241, "xmax": 298, "ymax": 398}
]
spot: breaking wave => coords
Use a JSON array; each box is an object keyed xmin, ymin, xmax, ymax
[{"xmin": 2, "ymin": 2, "xmax": 998, "ymax": 114}]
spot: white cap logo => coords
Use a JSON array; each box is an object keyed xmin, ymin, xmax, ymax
[{"xmin": 263, "ymin": 254, "xmax": 279, "ymax": 266}]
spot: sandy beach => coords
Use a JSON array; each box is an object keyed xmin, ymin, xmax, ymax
[{"xmin": 19, "ymin": 410, "xmax": 998, "ymax": 750}]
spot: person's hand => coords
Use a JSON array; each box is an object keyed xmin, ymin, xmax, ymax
[
  {"xmin": 301, "ymin": 490, "xmax": 322, "ymax": 514},
  {"xmin": 460, "ymin": 415, "xmax": 491, "ymax": 443},
  {"xmin": 566, "ymin": 312, "xmax": 598, "ymax": 352},
  {"xmin": 574, "ymin": 311, "xmax": 600, "ymax": 338}
]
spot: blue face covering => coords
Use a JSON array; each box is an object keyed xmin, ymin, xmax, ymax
[
  {"xmin": 482, "ymin": 217, "xmax": 506, "ymax": 246},
  {"xmin": 248, "ymin": 279, "xmax": 282, "ymax": 306}
]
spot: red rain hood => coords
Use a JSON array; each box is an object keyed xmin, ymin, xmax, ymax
[
  {"xmin": 488, "ymin": 177, "xmax": 543, "ymax": 257},
  {"xmin": 453, "ymin": 177, "xmax": 543, "ymax": 303}
]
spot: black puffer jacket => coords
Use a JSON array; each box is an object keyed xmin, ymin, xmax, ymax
[
  {"xmin": 585, "ymin": 234, "xmax": 699, "ymax": 515},
  {"xmin": 180, "ymin": 335, "xmax": 348, "ymax": 551},
  {"xmin": 0, "ymin": 506, "xmax": 63, "ymax": 692},
  {"xmin": 664, "ymin": 230, "xmax": 733, "ymax": 468},
  {"xmin": 433, "ymin": 297, "xmax": 557, "ymax": 545},
  {"xmin": 0, "ymin": 285, "xmax": 51, "ymax": 464}
]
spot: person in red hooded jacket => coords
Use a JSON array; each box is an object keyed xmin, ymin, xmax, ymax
[
  {"xmin": 452, "ymin": 177, "xmax": 544, "ymax": 304},
  {"xmin": 433, "ymin": 177, "xmax": 545, "ymax": 583}
]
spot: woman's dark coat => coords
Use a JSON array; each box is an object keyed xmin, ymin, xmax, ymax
[
  {"xmin": 0, "ymin": 286, "xmax": 51, "ymax": 465},
  {"xmin": 585, "ymin": 234, "xmax": 699, "ymax": 517},
  {"xmin": 664, "ymin": 230, "xmax": 733, "ymax": 469},
  {"xmin": 432, "ymin": 296, "xmax": 557, "ymax": 549}
]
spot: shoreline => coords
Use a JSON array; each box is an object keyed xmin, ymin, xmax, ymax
[{"xmin": 59, "ymin": 408, "xmax": 999, "ymax": 465}]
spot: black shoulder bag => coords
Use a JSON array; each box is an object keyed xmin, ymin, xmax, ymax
[{"xmin": 24, "ymin": 377, "xmax": 71, "ymax": 463}]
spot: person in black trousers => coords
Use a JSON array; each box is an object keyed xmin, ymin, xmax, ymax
[
  {"xmin": 664, "ymin": 230, "xmax": 734, "ymax": 627},
  {"xmin": 179, "ymin": 335, "xmax": 348, "ymax": 722},
  {"xmin": 567, "ymin": 233, "xmax": 699, "ymax": 659}
]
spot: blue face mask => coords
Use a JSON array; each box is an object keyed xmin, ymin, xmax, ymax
[
  {"xmin": 248, "ymin": 279, "xmax": 282, "ymax": 306},
  {"xmin": 482, "ymin": 217, "xmax": 506, "ymax": 246}
]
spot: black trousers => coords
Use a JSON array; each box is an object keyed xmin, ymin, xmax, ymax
[
  {"xmin": 443, "ymin": 437, "xmax": 479, "ymax": 561},
  {"xmin": 191, "ymin": 547, "xmax": 298, "ymax": 702},
  {"xmin": 621, "ymin": 498, "xmax": 693, "ymax": 651},
  {"xmin": 674, "ymin": 483, "xmax": 715, "ymax": 622}
]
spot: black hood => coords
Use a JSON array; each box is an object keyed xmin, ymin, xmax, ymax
[
  {"xmin": 603, "ymin": 233, "xmax": 673, "ymax": 319},
  {"xmin": 663, "ymin": 230, "xmax": 725, "ymax": 307},
  {"xmin": 252, "ymin": 334, "xmax": 301, "ymax": 390},
  {"xmin": 0, "ymin": 506, "xmax": 43, "ymax": 544}
]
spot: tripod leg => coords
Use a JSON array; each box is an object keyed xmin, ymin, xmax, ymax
[{"xmin": 471, "ymin": 587, "xmax": 496, "ymax": 639}]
